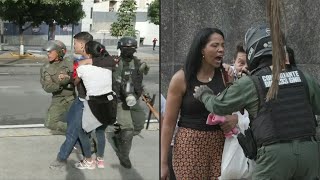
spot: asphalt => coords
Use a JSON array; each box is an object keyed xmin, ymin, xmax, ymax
[{"xmin": 0, "ymin": 45, "xmax": 160, "ymax": 180}]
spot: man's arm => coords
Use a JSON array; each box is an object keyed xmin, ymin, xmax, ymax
[
  {"xmin": 199, "ymin": 76, "xmax": 259, "ymax": 116},
  {"xmin": 40, "ymin": 68, "xmax": 62, "ymax": 93},
  {"xmin": 303, "ymin": 72, "xmax": 320, "ymax": 115}
]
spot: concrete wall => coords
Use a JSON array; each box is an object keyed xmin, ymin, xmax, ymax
[{"xmin": 161, "ymin": 0, "xmax": 320, "ymax": 95}]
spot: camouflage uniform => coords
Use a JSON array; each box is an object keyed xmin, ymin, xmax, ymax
[{"xmin": 40, "ymin": 40, "xmax": 75, "ymax": 134}]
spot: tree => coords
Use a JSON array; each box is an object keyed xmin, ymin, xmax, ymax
[
  {"xmin": 0, "ymin": 1, "xmax": 32, "ymax": 48},
  {"xmin": 110, "ymin": 0, "xmax": 137, "ymax": 38},
  {"xmin": 0, "ymin": 0, "xmax": 85, "ymax": 55},
  {"xmin": 147, "ymin": 0, "xmax": 159, "ymax": 25}
]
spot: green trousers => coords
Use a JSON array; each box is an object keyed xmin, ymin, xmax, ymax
[
  {"xmin": 117, "ymin": 100, "xmax": 146, "ymax": 132},
  {"xmin": 253, "ymin": 138, "xmax": 320, "ymax": 180},
  {"xmin": 45, "ymin": 95, "xmax": 74, "ymax": 133}
]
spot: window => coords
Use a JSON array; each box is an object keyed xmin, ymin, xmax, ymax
[{"xmin": 90, "ymin": 7, "xmax": 93, "ymax": 19}]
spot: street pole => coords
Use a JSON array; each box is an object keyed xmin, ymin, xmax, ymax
[{"xmin": 70, "ymin": 24, "xmax": 74, "ymax": 54}]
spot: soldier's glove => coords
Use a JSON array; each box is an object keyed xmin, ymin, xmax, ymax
[
  {"xmin": 139, "ymin": 62, "xmax": 150, "ymax": 75},
  {"xmin": 193, "ymin": 85, "xmax": 214, "ymax": 102}
]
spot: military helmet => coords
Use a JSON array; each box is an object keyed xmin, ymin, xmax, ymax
[
  {"xmin": 244, "ymin": 24, "xmax": 273, "ymax": 71},
  {"xmin": 43, "ymin": 40, "xmax": 67, "ymax": 59},
  {"xmin": 118, "ymin": 37, "xmax": 137, "ymax": 49}
]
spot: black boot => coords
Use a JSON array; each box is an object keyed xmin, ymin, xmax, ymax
[
  {"xmin": 106, "ymin": 128, "xmax": 134, "ymax": 169},
  {"xmin": 117, "ymin": 130, "xmax": 133, "ymax": 169}
]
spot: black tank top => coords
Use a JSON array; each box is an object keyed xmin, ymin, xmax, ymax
[{"xmin": 178, "ymin": 69, "xmax": 226, "ymax": 131}]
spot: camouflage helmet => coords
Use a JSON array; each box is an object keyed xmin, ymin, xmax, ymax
[
  {"xmin": 117, "ymin": 37, "xmax": 137, "ymax": 49},
  {"xmin": 244, "ymin": 24, "xmax": 273, "ymax": 71},
  {"xmin": 43, "ymin": 40, "xmax": 67, "ymax": 59}
]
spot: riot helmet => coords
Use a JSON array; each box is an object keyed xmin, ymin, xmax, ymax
[
  {"xmin": 118, "ymin": 37, "xmax": 137, "ymax": 58},
  {"xmin": 43, "ymin": 40, "xmax": 67, "ymax": 60},
  {"xmin": 244, "ymin": 24, "xmax": 273, "ymax": 71}
]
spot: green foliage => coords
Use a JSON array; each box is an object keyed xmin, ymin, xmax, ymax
[
  {"xmin": 147, "ymin": 0, "xmax": 159, "ymax": 25},
  {"xmin": 110, "ymin": 0, "xmax": 137, "ymax": 38},
  {"xmin": 0, "ymin": 0, "xmax": 85, "ymax": 30}
]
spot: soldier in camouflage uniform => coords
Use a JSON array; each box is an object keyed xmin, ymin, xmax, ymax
[
  {"xmin": 40, "ymin": 40, "xmax": 75, "ymax": 134},
  {"xmin": 107, "ymin": 37, "xmax": 150, "ymax": 169}
]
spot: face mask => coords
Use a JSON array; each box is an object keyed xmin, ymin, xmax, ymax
[{"xmin": 121, "ymin": 48, "xmax": 136, "ymax": 58}]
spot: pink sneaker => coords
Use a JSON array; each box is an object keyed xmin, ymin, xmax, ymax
[{"xmin": 96, "ymin": 157, "xmax": 105, "ymax": 169}]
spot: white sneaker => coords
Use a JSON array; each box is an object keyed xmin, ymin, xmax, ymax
[{"xmin": 74, "ymin": 159, "xmax": 96, "ymax": 170}]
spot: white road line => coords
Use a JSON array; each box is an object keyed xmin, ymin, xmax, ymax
[
  {"xmin": 0, "ymin": 86, "xmax": 20, "ymax": 88},
  {"xmin": 0, "ymin": 124, "xmax": 44, "ymax": 129},
  {"xmin": 0, "ymin": 73, "xmax": 9, "ymax": 75}
]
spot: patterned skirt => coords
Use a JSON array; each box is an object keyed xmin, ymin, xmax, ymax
[{"xmin": 172, "ymin": 127, "xmax": 225, "ymax": 180}]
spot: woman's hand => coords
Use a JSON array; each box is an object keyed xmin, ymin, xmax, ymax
[
  {"xmin": 160, "ymin": 163, "xmax": 170, "ymax": 180},
  {"xmin": 220, "ymin": 114, "xmax": 238, "ymax": 133}
]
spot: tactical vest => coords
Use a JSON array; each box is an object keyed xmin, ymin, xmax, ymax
[
  {"xmin": 120, "ymin": 56, "xmax": 143, "ymax": 98},
  {"xmin": 250, "ymin": 67, "xmax": 316, "ymax": 147}
]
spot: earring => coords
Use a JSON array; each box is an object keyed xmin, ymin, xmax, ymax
[{"xmin": 202, "ymin": 55, "xmax": 205, "ymax": 60}]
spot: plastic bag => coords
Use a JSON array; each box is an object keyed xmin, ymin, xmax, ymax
[{"xmin": 219, "ymin": 110, "xmax": 255, "ymax": 180}]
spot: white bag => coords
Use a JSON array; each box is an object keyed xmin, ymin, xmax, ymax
[
  {"xmin": 82, "ymin": 100, "xmax": 102, "ymax": 133},
  {"xmin": 219, "ymin": 110, "xmax": 255, "ymax": 180}
]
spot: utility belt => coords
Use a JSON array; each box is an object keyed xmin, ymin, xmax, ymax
[
  {"xmin": 238, "ymin": 128, "xmax": 316, "ymax": 160},
  {"xmin": 260, "ymin": 136, "xmax": 316, "ymax": 147}
]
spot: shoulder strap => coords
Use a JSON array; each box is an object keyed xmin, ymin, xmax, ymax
[
  {"xmin": 248, "ymin": 75, "xmax": 265, "ymax": 113},
  {"xmin": 296, "ymin": 69, "xmax": 310, "ymax": 102}
]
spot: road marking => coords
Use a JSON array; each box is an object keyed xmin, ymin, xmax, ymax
[
  {"xmin": 0, "ymin": 86, "xmax": 20, "ymax": 88},
  {"xmin": 0, "ymin": 120, "xmax": 158, "ymax": 129},
  {"xmin": 0, "ymin": 124, "xmax": 44, "ymax": 129},
  {"xmin": 0, "ymin": 72, "xmax": 9, "ymax": 75}
]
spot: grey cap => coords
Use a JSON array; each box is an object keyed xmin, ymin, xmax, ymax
[
  {"xmin": 118, "ymin": 37, "xmax": 137, "ymax": 48},
  {"xmin": 244, "ymin": 24, "xmax": 273, "ymax": 70},
  {"xmin": 43, "ymin": 40, "xmax": 67, "ymax": 59}
]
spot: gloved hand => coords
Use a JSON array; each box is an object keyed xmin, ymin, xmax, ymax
[
  {"xmin": 139, "ymin": 62, "xmax": 150, "ymax": 75},
  {"xmin": 193, "ymin": 85, "xmax": 214, "ymax": 101}
]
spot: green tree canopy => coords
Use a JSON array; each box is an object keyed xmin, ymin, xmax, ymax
[
  {"xmin": 110, "ymin": 0, "xmax": 137, "ymax": 38},
  {"xmin": 147, "ymin": 0, "xmax": 159, "ymax": 25}
]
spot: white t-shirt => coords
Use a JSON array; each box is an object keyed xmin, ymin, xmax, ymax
[{"xmin": 77, "ymin": 64, "xmax": 112, "ymax": 96}]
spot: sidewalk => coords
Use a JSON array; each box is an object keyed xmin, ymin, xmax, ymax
[{"xmin": 0, "ymin": 123, "xmax": 159, "ymax": 180}]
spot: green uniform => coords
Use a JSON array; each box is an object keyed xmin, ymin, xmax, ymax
[
  {"xmin": 116, "ymin": 56, "xmax": 146, "ymax": 133},
  {"xmin": 199, "ymin": 71, "xmax": 320, "ymax": 179},
  {"xmin": 106, "ymin": 55, "xmax": 148, "ymax": 169},
  {"xmin": 40, "ymin": 58, "xmax": 75, "ymax": 133}
]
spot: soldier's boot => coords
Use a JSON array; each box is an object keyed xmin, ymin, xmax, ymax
[
  {"xmin": 117, "ymin": 129, "xmax": 134, "ymax": 169},
  {"xmin": 106, "ymin": 128, "xmax": 133, "ymax": 168}
]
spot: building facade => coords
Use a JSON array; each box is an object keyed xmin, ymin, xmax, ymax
[{"xmin": 1, "ymin": 0, "xmax": 159, "ymax": 47}]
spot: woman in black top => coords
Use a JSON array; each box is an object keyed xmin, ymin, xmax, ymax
[{"xmin": 161, "ymin": 28, "xmax": 238, "ymax": 179}]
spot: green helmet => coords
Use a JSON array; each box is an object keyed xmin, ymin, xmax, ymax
[
  {"xmin": 117, "ymin": 37, "xmax": 137, "ymax": 49},
  {"xmin": 43, "ymin": 40, "xmax": 67, "ymax": 59}
]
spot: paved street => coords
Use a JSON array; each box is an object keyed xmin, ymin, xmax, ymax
[{"xmin": 0, "ymin": 46, "xmax": 160, "ymax": 180}]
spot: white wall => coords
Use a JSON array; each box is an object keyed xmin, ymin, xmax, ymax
[
  {"xmin": 81, "ymin": 0, "xmax": 94, "ymax": 32},
  {"xmin": 135, "ymin": 22, "xmax": 159, "ymax": 45},
  {"xmin": 93, "ymin": 1, "xmax": 109, "ymax": 12}
]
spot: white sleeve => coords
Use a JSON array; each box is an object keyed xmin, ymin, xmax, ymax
[{"xmin": 77, "ymin": 66, "xmax": 84, "ymax": 78}]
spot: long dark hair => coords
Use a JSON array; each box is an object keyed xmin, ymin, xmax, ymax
[
  {"xmin": 85, "ymin": 41, "xmax": 109, "ymax": 58},
  {"xmin": 184, "ymin": 28, "xmax": 225, "ymax": 88}
]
